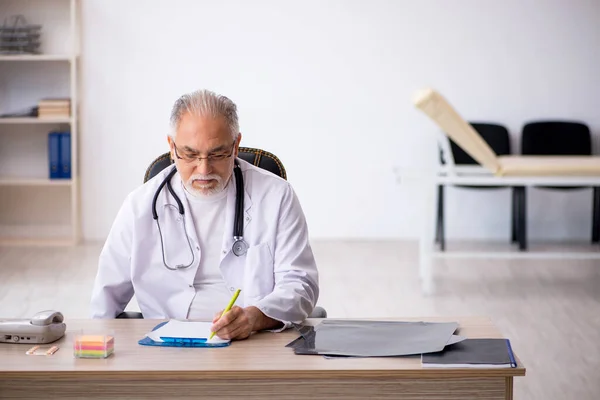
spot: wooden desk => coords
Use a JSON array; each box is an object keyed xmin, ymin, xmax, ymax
[{"xmin": 0, "ymin": 317, "xmax": 525, "ymax": 399}]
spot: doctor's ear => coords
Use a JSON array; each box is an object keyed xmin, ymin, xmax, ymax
[
  {"xmin": 234, "ymin": 132, "xmax": 242, "ymax": 153},
  {"xmin": 167, "ymin": 136, "xmax": 175, "ymax": 161}
]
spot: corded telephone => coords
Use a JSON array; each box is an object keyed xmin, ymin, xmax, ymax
[{"xmin": 0, "ymin": 310, "xmax": 66, "ymax": 344}]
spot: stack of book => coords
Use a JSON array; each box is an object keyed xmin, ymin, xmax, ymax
[{"xmin": 38, "ymin": 98, "xmax": 70, "ymax": 119}]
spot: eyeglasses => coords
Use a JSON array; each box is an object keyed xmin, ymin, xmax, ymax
[{"xmin": 172, "ymin": 141, "xmax": 235, "ymax": 164}]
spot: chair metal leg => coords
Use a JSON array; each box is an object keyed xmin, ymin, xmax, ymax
[
  {"xmin": 516, "ymin": 187, "xmax": 527, "ymax": 251},
  {"xmin": 436, "ymin": 185, "xmax": 445, "ymax": 251},
  {"xmin": 593, "ymin": 187, "xmax": 600, "ymax": 244}
]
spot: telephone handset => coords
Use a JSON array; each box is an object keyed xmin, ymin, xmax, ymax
[{"xmin": 0, "ymin": 310, "xmax": 66, "ymax": 344}]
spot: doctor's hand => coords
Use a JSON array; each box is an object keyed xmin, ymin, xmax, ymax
[{"xmin": 210, "ymin": 306, "xmax": 281, "ymax": 340}]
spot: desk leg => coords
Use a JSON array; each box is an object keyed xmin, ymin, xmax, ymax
[
  {"xmin": 505, "ymin": 377, "xmax": 514, "ymax": 400},
  {"xmin": 419, "ymin": 180, "xmax": 437, "ymax": 295}
]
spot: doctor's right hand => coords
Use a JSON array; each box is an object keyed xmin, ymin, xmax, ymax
[
  {"xmin": 211, "ymin": 306, "xmax": 258, "ymax": 340},
  {"xmin": 211, "ymin": 305, "xmax": 282, "ymax": 340}
]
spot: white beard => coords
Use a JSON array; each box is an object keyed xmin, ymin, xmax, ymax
[{"xmin": 184, "ymin": 173, "xmax": 226, "ymax": 197}]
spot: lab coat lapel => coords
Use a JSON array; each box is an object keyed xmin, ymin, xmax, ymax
[{"xmin": 238, "ymin": 159, "xmax": 254, "ymax": 229}]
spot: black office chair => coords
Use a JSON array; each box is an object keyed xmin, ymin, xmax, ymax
[
  {"xmin": 117, "ymin": 146, "xmax": 327, "ymax": 319},
  {"xmin": 437, "ymin": 123, "xmax": 522, "ymax": 250},
  {"xmin": 519, "ymin": 121, "xmax": 600, "ymax": 247}
]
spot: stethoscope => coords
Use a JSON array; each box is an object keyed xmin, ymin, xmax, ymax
[{"xmin": 151, "ymin": 159, "xmax": 248, "ymax": 271}]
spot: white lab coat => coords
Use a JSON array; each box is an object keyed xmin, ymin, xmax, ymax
[{"xmin": 90, "ymin": 158, "xmax": 319, "ymax": 329}]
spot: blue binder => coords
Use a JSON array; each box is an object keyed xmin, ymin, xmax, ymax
[
  {"xmin": 48, "ymin": 132, "xmax": 61, "ymax": 179},
  {"xmin": 47, "ymin": 131, "xmax": 71, "ymax": 179},
  {"xmin": 138, "ymin": 321, "xmax": 231, "ymax": 348},
  {"xmin": 59, "ymin": 132, "xmax": 71, "ymax": 179}
]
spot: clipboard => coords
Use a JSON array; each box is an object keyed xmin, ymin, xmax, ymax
[{"xmin": 138, "ymin": 321, "xmax": 231, "ymax": 348}]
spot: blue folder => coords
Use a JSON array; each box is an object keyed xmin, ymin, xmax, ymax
[
  {"xmin": 48, "ymin": 132, "xmax": 61, "ymax": 179},
  {"xmin": 58, "ymin": 132, "xmax": 71, "ymax": 179},
  {"xmin": 47, "ymin": 131, "xmax": 71, "ymax": 179},
  {"xmin": 138, "ymin": 321, "xmax": 231, "ymax": 348}
]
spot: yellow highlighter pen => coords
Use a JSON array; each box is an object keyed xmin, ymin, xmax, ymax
[{"xmin": 209, "ymin": 289, "xmax": 241, "ymax": 340}]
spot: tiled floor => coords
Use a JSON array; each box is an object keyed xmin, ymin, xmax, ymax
[{"xmin": 1, "ymin": 239, "xmax": 599, "ymax": 399}]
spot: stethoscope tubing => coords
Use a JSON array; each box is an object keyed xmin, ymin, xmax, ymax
[{"xmin": 152, "ymin": 159, "xmax": 247, "ymax": 270}]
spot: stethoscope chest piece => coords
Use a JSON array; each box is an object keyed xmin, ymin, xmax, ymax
[{"xmin": 232, "ymin": 237, "xmax": 248, "ymax": 257}]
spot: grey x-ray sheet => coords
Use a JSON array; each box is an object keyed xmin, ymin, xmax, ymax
[{"xmin": 287, "ymin": 320, "xmax": 459, "ymax": 357}]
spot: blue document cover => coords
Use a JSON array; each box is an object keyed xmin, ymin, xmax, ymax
[{"xmin": 138, "ymin": 321, "xmax": 231, "ymax": 348}]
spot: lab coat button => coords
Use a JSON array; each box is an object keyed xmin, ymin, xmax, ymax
[{"xmin": 230, "ymin": 287, "xmax": 234, "ymax": 291}]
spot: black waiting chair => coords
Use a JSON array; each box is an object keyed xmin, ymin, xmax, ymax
[
  {"xmin": 519, "ymin": 121, "xmax": 600, "ymax": 248},
  {"xmin": 437, "ymin": 123, "xmax": 523, "ymax": 250},
  {"xmin": 117, "ymin": 147, "xmax": 327, "ymax": 319}
]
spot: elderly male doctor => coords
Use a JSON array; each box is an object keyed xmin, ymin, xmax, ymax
[{"xmin": 90, "ymin": 89, "xmax": 319, "ymax": 340}]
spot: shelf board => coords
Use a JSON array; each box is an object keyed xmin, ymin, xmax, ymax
[
  {"xmin": 0, "ymin": 117, "xmax": 72, "ymax": 124},
  {"xmin": 0, "ymin": 177, "xmax": 72, "ymax": 186},
  {"xmin": 0, "ymin": 54, "xmax": 74, "ymax": 62},
  {"xmin": 0, "ymin": 224, "xmax": 74, "ymax": 247},
  {"xmin": 0, "ymin": 237, "xmax": 75, "ymax": 247}
]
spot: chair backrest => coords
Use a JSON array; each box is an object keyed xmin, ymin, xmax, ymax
[
  {"xmin": 143, "ymin": 147, "xmax": 287, "ymax": 183},
  {"xmin": 521, "ymin": 121, "xmax": 591, "ymax": 156},
  {"xmin": 445, "ymin": 123, "xmax": 511, "ymax": 165}
]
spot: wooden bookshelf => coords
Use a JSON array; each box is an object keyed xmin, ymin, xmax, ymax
[{"xmin": 0, "ymin": 0, "xmax": 80, "ymax": 246}]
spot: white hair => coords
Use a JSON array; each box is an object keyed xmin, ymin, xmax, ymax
[{"xmin": 169, "ymin": 89, "xmax": 239, "ymax": 140}]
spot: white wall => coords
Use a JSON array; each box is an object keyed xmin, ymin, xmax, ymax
[{"xmin": 80, "ymin": 0, "xmax": 600, "ymax": 242}]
